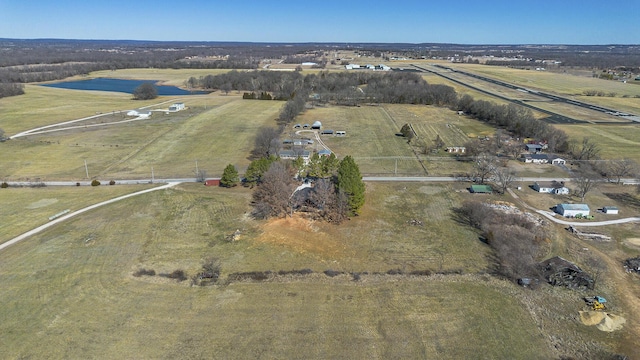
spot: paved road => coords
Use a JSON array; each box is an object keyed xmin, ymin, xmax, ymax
[{"xmin": 0, "ymin": 182, "xmax": 180, "ymax": 252}]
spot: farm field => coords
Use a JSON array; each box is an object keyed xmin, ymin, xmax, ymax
[
  {"xmin": 0, "ymin": 182, "xmax": 580, "ymax": 359},
  {"xmin": 298, "ymin": 104, "xmax": 495, "ymax": 176},
  {"xmin": 1, "ymin": 90, "xmax": 282, "ymax": 180},
  {"xmin": 555, "ymin": 123, "xmax": 640, "ymax": 162}
]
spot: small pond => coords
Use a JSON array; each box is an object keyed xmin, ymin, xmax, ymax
[{"xmin": 41, "ymin": 78, "xmax": 207, "ymax": 96}]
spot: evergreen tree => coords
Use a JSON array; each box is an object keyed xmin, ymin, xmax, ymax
[
  {"xmin": 337, "ymin": 155, "xmax": 365, "ymax": 215},
  {"xmin": 220, "ymin": 164, "xmax": 239, "ymax": 187},
  {"xmin": 244, "ymin": 156, "xmax": 277, "ymax": 187}
]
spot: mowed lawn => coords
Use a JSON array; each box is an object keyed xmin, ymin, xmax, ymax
[
  {"xmin": 1, "ymin": 93, "xmax": 283, "ymax": 180},
  {"xmin": 0, "ymin": 183, "xmax": 552, "ymax": 359}
]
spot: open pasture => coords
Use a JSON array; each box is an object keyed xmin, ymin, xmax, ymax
[
  {"xmin": 0, "ymin": 182, "xmax": 555, "ymax": 359},
  {"xmin": 1, "ymin": 93, "xmax": 282, "ymax": 180},
  {"xmin": 298, "ymin": 104, "xmax": 494, "ymax": 175}
]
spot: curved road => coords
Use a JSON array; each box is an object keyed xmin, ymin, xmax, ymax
[{"xmin": 0, "ymin": 182, "xmax": 180, "ymax": 252}]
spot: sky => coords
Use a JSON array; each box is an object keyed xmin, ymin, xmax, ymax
[{"xmin": 0, "ymin": 0, "xmax": 638, "ymax": 44}]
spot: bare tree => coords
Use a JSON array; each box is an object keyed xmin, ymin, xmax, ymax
[
  {"xmin": 493, "ymin": 167, "xmax": 516, "ymax": 194},
  {"xmin": 194, "ymin": 169, "xmax": 207, "ymax": 183},
  {"xmin": 571, "ymin": 137, "xmax": 601, "ymax": 160},
  {"xmin": 252, "ymin": 126, "xmax": 282, "ymax": 159},
  {"xmin": 252, "ymin": 161, "xmax": 297, "ymax": 219},
  {"xmin": 574, "ymin": 166, "xmax": 599, "ymax": 202},
  {"xmin": 504, "ymin": 142, "xmax": 523, "ymax": 160},
  {"xmin": 604, "ymin": 158, "xmax": 638, "ymax": 184},
  {"xmin": 474, "ymin": 153, "xmax": 498, "ymax": 184}
]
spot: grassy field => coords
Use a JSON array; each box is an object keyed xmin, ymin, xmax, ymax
[
  {"xmin": 443, "ymin": 63, "xmax": 640, "ymax": 99},
  {"xmin": 0, "ymin": 184, "xmax": 155, "ymax": 245},
  {"xmin": 555, "ymin": 123, "xmax": 640, "ymax": 162},
  {"xmin": 1, "ymin": 181, "xmax": 631, "ymax": 358},
  {"xmin": 296, "ymin": 104, "xmax": 495, "ymax": 175},
  {"xmin": 1, "ymin": 89, "xmax": 282, "ymax": 180},
  {"xmin": 0, "ymin": 182, "xmax": 558, "ymax": 359}
]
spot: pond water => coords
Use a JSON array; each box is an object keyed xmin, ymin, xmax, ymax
[{"xmin": 41, "ymin": 78, "xmax": 206, "ymax": 96}]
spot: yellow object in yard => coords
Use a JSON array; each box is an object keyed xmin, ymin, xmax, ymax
[{"xmin": 592, "ymin": 300, "xmax": 606, "ymax": 311}]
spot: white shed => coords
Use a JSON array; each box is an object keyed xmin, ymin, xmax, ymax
[
  {"xmin": 602, "ymin": 206, "xmax": 619, "ymax": 214},
  {"xmin": 556, "ymin": 203, "xmax": 590, "ymax": 217}
]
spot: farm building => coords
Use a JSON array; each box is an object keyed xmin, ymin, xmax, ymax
[
  {"xmin": 556, "ymin": 203, "xmax": 590, "ymax": 217},
  {"xmin": 169, "ymin": 102, "xmax": 185, "ymax": 111},
  {"xmin": 602, "ymin": 206, "xmax": 619, "ymax": 214},
  {"xmin": 311, "ymin": 121, "xmax": 322, "ymax": 129},
  {"xmin": 279, "ymin": 150, "xmax": 311, "ymax": 162},
  {"xmin": 469, "ymin": 185, "xmax": 492, "ymax": 194},
  {"xmin": 321, "ymin": 130, "xmax": 334, "ymax": 135},
  {"xmin": 445, "ymin": 146, "xmax": 466, "ymax": 153},
  {"xmin": 533, "ymin": 181, "xmax": 569, "ymax": 195},
  {"xmin": 204, "ymin": 179, "xmax": 220, "ymax": 186},
  {"xmin": 336, "ymin": 131, "xmax": 346, "ymax": 136},
  {"xmin": 525, "ymin": 144, "xmax": 543, "ymax": 153}
]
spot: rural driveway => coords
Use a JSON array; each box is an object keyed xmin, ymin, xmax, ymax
[
  {"xmin": 507, "ymin": 188, "xmax": 640, "ymax": 227},
  {"xmin": 0, "ymin": 182, "xmax": 180, "ymax": 252}
]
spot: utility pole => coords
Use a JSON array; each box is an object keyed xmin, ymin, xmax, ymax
[
  {"xmin": 84, "ymin": 160, "xmax": 89, "ymax": 179},
  {"xmin": 195, "ymin": 160, "xmax": 199, "ymax": 178},
  {"xmin": 151, "ymin": 167, "xmax": 154, "ymax": 183}
]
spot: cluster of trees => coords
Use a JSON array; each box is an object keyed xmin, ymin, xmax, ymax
[
  {"xmin": 249, "ymin": 154, "xmax": 365, "ymax": 223},
  {"xmin": 456, "ymin": 200, "xmax": 547, "ymax": 280},
  {"xmin": 132, "ymin": 83, "xmax": 158, "ymax": 100},
  {"xmin": 0, "ymin": 82, "xmax": 23, "ymax": 99}
]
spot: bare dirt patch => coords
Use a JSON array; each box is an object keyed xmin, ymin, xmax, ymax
[
  {"xmin": 26, "ymin": 198, "xmax": 58, "ymax": 209},
  {"xmin": 579, "ymin": 311, "xmax": 626, "ymax": 332},
  {"xmin": 254, "ymin": 215, "xmax": 350, "ymax": 259},
  {"xmin": 624, "ymin": 237, "xmax": 640, "ymax": 248}
]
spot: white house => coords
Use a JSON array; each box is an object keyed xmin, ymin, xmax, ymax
[
  {"xmin": 169, "ymin": 102, "xmax": 185, "ymax": 111},
  {"xmin": 279, "ymin": 150, "xmax": 311, "ymax": 163},
  {"xmin": 556, "ymin": 203, "xmax": 590, "ymax": 217},
  {"xmin": 533, "ymin": 181, "xmax": 569, "ymax": 195},
  {"xmin": 602, "ymin": 206, "xmax": 619, "ymax": 214},
  {"xmin": 446, "ymin": 146, "xmax": 466, "ymax": 153},
  {"xmin": 550, "ymin": 157, "xmax": 566, "ymax": 165}
]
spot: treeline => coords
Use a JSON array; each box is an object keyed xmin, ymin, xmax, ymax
[{"xmin": 456, "ymin": 95, "xmax": 568, "ymax": 152}]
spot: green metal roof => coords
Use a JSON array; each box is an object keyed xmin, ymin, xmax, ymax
[{"xmin": 470, "ymin": 185, "xmax": 492, "ymax": 193}]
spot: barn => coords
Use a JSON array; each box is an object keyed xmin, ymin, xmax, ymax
[
  {"xmin": 204, "ymin": 179, "xmax": 220, "ymax": 186},
  {"xmin": 555, "ymin": 203, "xmax": 590, "ymax": 217},
  {"xmin": 311, "ymin": 121, "xmax": 322, "ymax": 130}
]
